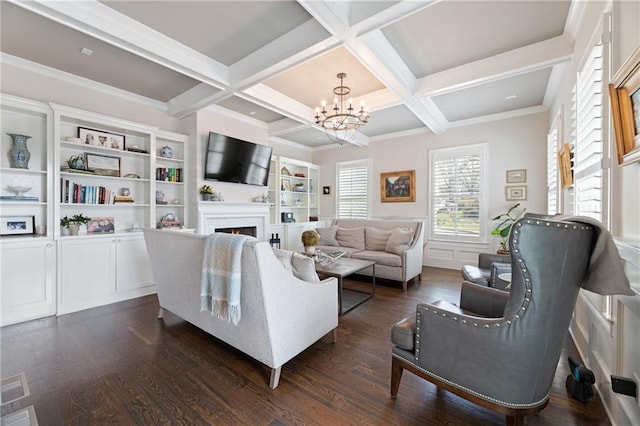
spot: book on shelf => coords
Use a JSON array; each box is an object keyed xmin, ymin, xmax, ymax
[
  {"xmin": 0, "ymin": 195, "xmax": 39, "ymax": 201},
  {"xmin": 60, "ymin": 178, "xmax": 113, "ymax": 204},
  {"xmin": 114, "ymin": 196, "xmax": 134, "ymax": 203},
  {"xmin": 155, "ymin": 167, "xmax": 183, "ymax": 182}
]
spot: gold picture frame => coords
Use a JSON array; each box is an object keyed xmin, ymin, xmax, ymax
[
  {"xmin": 381, "ymin": 170, "xmax": 415, "ymax": 202},
  {"xmin": 609, "ymin": 42, "xmax": 640, "ymax": 166},
  {"xmin": 506, "ymin": 169, "xmax": 526, "ymax": 183},
  {"xmin": 558, "ymin": 143, "xmax": 573, "ymax": 188}
]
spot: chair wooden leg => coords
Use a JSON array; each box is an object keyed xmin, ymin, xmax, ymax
[
  {"xmin": 506, "ymin": 411, "xmax": 524, "ymax": 426},
  {"xmin": 331, "ymin": 328, "xmax": 338, "ymax": 343},
  {"xmin": 402, "ymin": 281, "xmax": 408, "ymax": 292},
  {"xmin": 390, "ymin": 356, "xmax": 404, "ymax": 398},
  {"xmin": 157, "ymin": 307, "xmax": 164, "ymax": 319},
  {"xmin": 269, "ymin": 366, "xmax": 282, "ymax": 389}
]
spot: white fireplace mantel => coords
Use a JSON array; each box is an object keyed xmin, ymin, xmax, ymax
[{"xmin": 197, "ymin": 202, "xmax": 270, "ymax": 241}]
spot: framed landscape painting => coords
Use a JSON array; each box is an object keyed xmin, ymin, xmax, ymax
[{"xmin": 381, "ymin": 170, "xmax": 415, "ymax": 202}]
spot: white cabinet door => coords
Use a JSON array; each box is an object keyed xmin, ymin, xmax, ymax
[
  {"xmin": 116, "ymin": 236, "xmax": 153, "ymax": 292},
  {"xmin": 58, "ymin": 238, "xmax": 115, "ymax": 314},
  {"xmin": 1, "ymin": 240, "xmax": 56, "ymax": 326}
]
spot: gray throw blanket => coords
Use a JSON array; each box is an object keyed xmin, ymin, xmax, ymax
[
  {"xmin": 556, "ymin": 215, "xmax": 634, "ymax": 296},
  {"xmin": 201, "ymin": 233, "xmax": 251, "ymax": 324}
]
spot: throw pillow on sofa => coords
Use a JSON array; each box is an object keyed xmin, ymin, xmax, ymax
[
  {"xmin": 272, "ymin": 248, "xmax": 320, "ymax": 282},
  {"xmin": 385, "ymin": 227, "xmax": 414, "ymax": 255},
  {"xmin": 316, "ymin": 226, "xmax": 339, "ymax": 246},
  {"xmin": 336, "ymin": 227, "xmax": 366, "ymax": 250},
  {"xmin": 365, "ymin": 227, "xmax": 392, "ymax": 251},
  {"xmin": 291, "ymin": 252, "xmax": 320, "ymax": 282}
]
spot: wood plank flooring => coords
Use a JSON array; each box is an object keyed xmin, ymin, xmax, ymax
[{"xmin": 1, "ymin": 267, "xmax": 610, "ymax": 425}]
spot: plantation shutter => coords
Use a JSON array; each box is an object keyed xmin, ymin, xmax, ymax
[
  {"xmin": 430, "ymin": 144, "xmax": 485, "ymax": 242},
  {"xmin": 547, "ymin": 116, "xmax": 559, "ymax": 214},
  {"xmin": 336, "ymin": 160, "xmax": 369, "ymax": 219},
  {"xmin": 574, "ymin": 43, "xmax": 604, "ymax": 221}
]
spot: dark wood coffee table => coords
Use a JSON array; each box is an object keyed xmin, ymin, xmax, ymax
[{"xmin": 315, "ymin": 257, "xmax": 375, "ymax": 314}]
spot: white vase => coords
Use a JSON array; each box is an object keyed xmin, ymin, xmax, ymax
[{"xmin": 304, "ymin": 246, "xmax": 315, "ymax": 256}]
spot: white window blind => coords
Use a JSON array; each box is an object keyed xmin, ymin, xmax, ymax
[
  {"xmin": 574, "ymin": 43, "xmax": 603, "ymax": 222},
  {"xmin": 430, "ymin": 144, "xmax": 486, "ymax": 242},
  {"xmin": 336, "ymin": 160, "xmax": 369, "ymax": 219}
]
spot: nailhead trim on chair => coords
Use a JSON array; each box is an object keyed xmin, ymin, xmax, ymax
[
  {"xmin": 413, "ymin": 219, "xmax": 594, "ymax": 363},
  {"xmin": 401, "ymin": 221, "xmax": 593, "ymax": 410}
]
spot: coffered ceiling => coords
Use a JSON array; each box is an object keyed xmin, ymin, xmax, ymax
[{"xmin": 0, "ymin": 0, "xmax": 577, "ymax": 149}]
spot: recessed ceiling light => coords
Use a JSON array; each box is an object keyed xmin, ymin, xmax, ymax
[
  {"xmin": 80, "ymin": 47, "xmax": 93, "ymax": 56},
  {"xmin": 506, "ymin": 95, "xmax": 517, "ymax": 100}
]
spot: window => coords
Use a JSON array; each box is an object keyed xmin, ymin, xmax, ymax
[
  {"xmin": 572, "ymin": 17, "xmax": 612, "ymax": 318},
  {"xmin": 336, "ymin": 159, "xmax": 369, "ymax": 219},
  {"xmin": 574, "ymin": 42, "xmax": 605, "ymax": 222},
  {"xmin": 430, "ymin": 144, "xmax": 486, "ymax": 242},
  {"xmin": 547, "ymin": 111, "xmax": 561, "ymax": 214}
]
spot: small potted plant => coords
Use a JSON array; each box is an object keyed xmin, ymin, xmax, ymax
[
  {"xmin": 301, "ymin": 229, "xmax": 320, "ymax": 256},
  {"xmin": 491, "ymin": 203, "xmax": 526, "ymax": 254},
  {"xmin": 200, "ymin": 185, "xmax": 222, "ymax": 201},
  {"xmin": 60, "ymin": 213, "xmax": 91, "ymax": 236}
]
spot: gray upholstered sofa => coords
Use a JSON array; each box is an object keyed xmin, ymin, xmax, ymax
[
  {"xmin": 143, "ymin": 229, "xmax": 339, "ymax": 389},
  {"xmin": 314, "ymin": 218, "xmax": 424, "ymax": 292}
]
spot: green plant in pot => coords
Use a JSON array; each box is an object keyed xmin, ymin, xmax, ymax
[
  {"xmin": 301, "ymin": 230, "xmax": 320, "ymax": 256},
  {"xmin": 491, "ymin": 203, "xmax": 526, "ymax": 253},
  {"xmin": 60, "ymin": 213, "xmax": 91, "ymax": 236}
]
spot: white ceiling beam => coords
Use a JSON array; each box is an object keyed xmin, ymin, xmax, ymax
[
  {"xmin": 166, "ymin": 83, "xmax": 229, "ymax": 118},
  {"xmin": 414, "ymin": 34, "xmax": 574, "ymax": 98},
  {"xmin": 243, "ymin": 83, "xmax": 316, "ymax": 126},
  {"xmin": 230, "ymin": 19, "xmax": 339, "ymax": 87},
  {"xmin": 13, "ymin": 0, "xmax": 229, "ymax": 88}
]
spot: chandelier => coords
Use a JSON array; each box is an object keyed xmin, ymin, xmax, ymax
[{"xmin": 314, "ymin": 73, "xmax": 369, "ymax": 145}]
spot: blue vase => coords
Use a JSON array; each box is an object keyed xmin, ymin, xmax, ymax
[{"xmin": 8, "ymin": 133, "xmax": 31, "ymax": 169}]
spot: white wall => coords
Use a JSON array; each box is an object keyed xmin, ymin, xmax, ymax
[{"xmin": 312, "ymin": 112, "xmax": 548, "ymax": 268}]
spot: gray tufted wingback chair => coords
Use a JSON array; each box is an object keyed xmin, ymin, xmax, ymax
[{"xmin": 390, "ymin": 217, "xmax": 596, "ymax": 425}]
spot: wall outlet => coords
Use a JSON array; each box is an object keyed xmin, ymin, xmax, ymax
[{"xmin": 611, "ymin": 375, "xmax": 637, "ymax": 399}]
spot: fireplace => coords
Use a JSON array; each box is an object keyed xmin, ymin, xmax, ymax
[
  {"xmin": 215, "ymin": 226, "xmax": 257, "ymax": 237},
  {"xmin": 198, "ymin": 202, "xmax": 269, "ymax": 241}
]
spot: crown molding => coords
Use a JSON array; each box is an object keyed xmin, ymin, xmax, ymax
[
  {"xmin": 269, "ymin": 135, "xmax": 313, "ymax": 152},
  {"xmin": 204, "ymin": 103, "xmax": 268, "ymax": 130},
  {"xmin": 448, "ymin": 105, "xmax": 547, "ymax": 129}
]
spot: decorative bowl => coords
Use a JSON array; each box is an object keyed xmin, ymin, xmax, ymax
[{"xmin": 6, "ymin": 185, "xmax": 32, "ymax": 197}]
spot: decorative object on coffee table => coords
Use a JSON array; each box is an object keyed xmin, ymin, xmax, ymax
[{"xmin": 301, "ymin": 229, "xmax": 320, "ymax": 256}]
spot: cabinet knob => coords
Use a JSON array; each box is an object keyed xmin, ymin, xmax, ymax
[{"xmin": 46, "ymin": 243, "xmax": 52, "ymax": 248}]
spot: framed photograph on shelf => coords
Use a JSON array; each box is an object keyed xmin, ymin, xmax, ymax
[
  {"xmin": 608, "ymin": 42, "xmax": 640, "ymax": 166},
  {"xmin": 506, "ymin": 169, "xmax": 527, "ymax": 183},
  {"xmin": 505, "ymin": 186, "xmax": 527, "ymax": 201},
  {"xmin": 281, "ymin": 179, "xmax": 291, "ymax": 192},
  {"xmin": 85, "ymin": 153, "xmax": 121, "ymax": 177},
  {"xmin": 381, "ymin": 170, "xmax": 415, "ymax": 202},
  {"xmin": 78, "ymin": 126, "xmax": 125, "ymax": 150},
  {"xmin": 0, "ymin": 215, "xmax": 35, "ymax": 236},
  {"xmin": 87, "ymin": 217, "xmax": 115, "ymax": 234}
]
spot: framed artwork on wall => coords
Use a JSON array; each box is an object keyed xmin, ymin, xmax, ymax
[
  {"xmin": 322, "ymin": 186, "xmax": 331, "ymax": 195},
  {"xmin": 506, "ymin": 169, "xmax": 526, "ymax": 183},
  {"xmin": 505, "ymin": 186, "xmax": 527, "ymax": 201},
  {"xmin": 381, "ymin": 170, "xmax": 415, "ymax": 202},
  {"xmin": 558, "ymin": 143, "xmax": 573, "ymax": 188},
  {"xmin": 609, "ymin": 41, "xmax": 640, "ymax": 166}
]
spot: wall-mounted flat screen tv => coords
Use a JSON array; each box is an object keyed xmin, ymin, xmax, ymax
[{"xmin": 204, "ymin": 132, "xmax": 273, "ymax": 186}]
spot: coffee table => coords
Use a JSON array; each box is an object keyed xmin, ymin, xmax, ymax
[{"xmin": 315, "ymin": 257, "xmax": 375, "ymax": 315}]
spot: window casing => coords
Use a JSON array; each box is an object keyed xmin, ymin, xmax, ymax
[
  {"xmin": 429, "ymin": 144, "xmax": 487, "ymax": 242},
  {"xmin": 547, "ymin": 112, "xmax": 561, "ymax": 215},
  {"xmin": 336, "ymin": 159, "xmax": 370, "ymax": 219}
]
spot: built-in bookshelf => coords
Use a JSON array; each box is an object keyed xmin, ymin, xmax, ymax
[{"xmin": 269, "ymin": 156, "xmax": 320, "ymax": 224}]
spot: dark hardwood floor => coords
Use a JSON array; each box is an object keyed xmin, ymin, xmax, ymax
[{"xmin": 1, "ymin": 267, "xmax": 610, "ymax": 425}]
